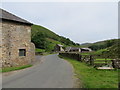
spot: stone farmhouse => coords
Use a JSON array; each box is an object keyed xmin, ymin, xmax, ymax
[
  {"xmin": 0, "ymin": 9, "xmax": 35, "ymax": 67},
  {"xmin": 81, "ymin": 48, "xmax": 92, "ymax": 52},
  {"xmin": 65, "ymin": 47, "xmax": 92, "ymax": 53},
  {"xmin": 65, "ymin": 47, "xmax": 81, "ymax": 52},
  {"xmin": 54, "ymin": 44, "xmax": 64, "ymax": 52}
]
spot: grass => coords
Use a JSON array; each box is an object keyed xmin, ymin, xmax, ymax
[
  {"xmin": 80, "ymin": 49, "xmax": 113, "ymax": 65},
  {"xmin": 0, "ymin": 64, "xmax": 32, "ymax": 73},
  {"xmin": 35, "ymin": 47, "xmax": 57, "ymax": 56},
  {"xmin": 80, "ymin": 52, "xmax": 93, "ymax": 55},
  {"xmin": 80, "ymin": 49, "xmax": 109, "ymax": 56},
  {"xmin": 94, "ymin": 58, "xmax": 112, "ymax": 64},
  {"xmin": 35, "ymin": 48, "xmax": 45, "ymax": 53},
  {"xmin": 59, "ymin": 55, "xmax": 118, "ymax": 88},
  {"xmin": 46, "ymin": 38, "xmax": 62, "ymax": 44},
  {"xmin": 94, "ymin": 49, "xmax": 109, "ymax": 54},
  {"xmin": 96, "ymin": 58, "xmax": 112, "ymax": 60}
]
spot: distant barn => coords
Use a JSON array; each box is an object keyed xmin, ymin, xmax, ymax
[
  {"xmin": 65, "ymin": 47, "xmax": 81, "ymax": 52},
  {"xmin": 54, "ymin": 44, "xmax": 64, "ymax": 52},
  {"xmin": 65, "ymin": 47, "xmax": 92, "ymax": 53},
  {"xmin": 81, "ymin": 48, "xmax": 92, "ymax": 52},
  {"xmin": 0, "ymin": 9, "xmax": 35, "ymax": 67}
]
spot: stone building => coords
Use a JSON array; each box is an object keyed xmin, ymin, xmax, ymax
[
  {"xmin": 0, "ymin": 9, "xmax": 35, "ymax": 67},
  {"xmin": 65, "ymin": 47, "xmax": 92, "ymax": 53},
  {"xmin": 54, "ymin": 44, "xmax": 64, "ymax": 52},
  {"xmin": 81, "ymin": 48, "xmax": 92, "ymax": 52},
  {"xmin": 65, "ymin": 47, "xmax": 81, "ymax": 52}
]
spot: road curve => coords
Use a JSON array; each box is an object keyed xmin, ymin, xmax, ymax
[{"xmin": 2, "ymin": 54, "xmax": 74, "ymax": 88}]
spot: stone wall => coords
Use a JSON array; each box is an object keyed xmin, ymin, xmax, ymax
[
  {"xmin": 112, "ymin": 60, "xmax": 120, "ymax": 69},
  {"xmin": 30, "ymin": 42, "xmax": 35, "ymax": 63},
  {"xmin": 0, "ymin": 22, "xmax": 2, "ymax": 68},
  {"xmin": 2, "ymin": 20, "xmax": 35, "ymax": 67}
]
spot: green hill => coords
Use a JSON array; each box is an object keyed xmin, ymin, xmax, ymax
[
  {"xmin": 105, "ymin": 39, "xmax": 120, "ymax": 58},
  {"xmin": 81, "ymin": 39, "xmax": 119, "ymax": 59},
  {"xmin": 88, "ymin": 39, "xmax": 117, "ymax": 51},
  {"xmin": 81, "ymin": 39, "xmax": 114, "ymax": 48},
  {"xmin": 31, "ymin": 24, "xmax": 119, "ymax": 58},
  {"xmin": 31, "ymin": 25, "xmax": 79, "ymax": 52},
  {"xmin": 31, "ymin": 25, "xmax": 60, "ymax": 41}
]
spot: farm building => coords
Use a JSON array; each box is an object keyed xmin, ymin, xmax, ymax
[
  {"xmin": 81, "ymin": 48, "xmax": 92, "ymax": 52},
  {"xmin": 54, "ymin": 44, "xmax": 64, "ymax": 52},
  {"xmin": 65, "ymin": 47, "xmax": 81, "ymax": 52},
  {"xmin": 65, "ymin": 47, "xmax": 92, "ymax": 53},
  {"xmin": 0, "ymin": 9, "xmax": 35, "ymax": 67}
]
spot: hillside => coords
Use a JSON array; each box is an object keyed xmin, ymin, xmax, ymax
[
  {"xmin": 105, "ymin": 39, "xmax": 120, "ymax": 58},
  {"xmin": 80, "ymin": 43, "xmax": 92, "ymax": 47},
  {"xmin": 81, "ymin": 39, "xmax": 119, "ymax": 58},
  {"xmin": 81, "ymin": 43, "xmax": 92, "ymax": 46},
  {"xmin": 81, "ymin": 40, "xmax": 112, "ymax": 48},
  {"xmin": 31, "ymin": 25, "xmax": 60, "ymax": 41},
  {"xmin": 31, "ymin": 25, "xmax": 79, "ymax": 52},
  {"xmin": 81, "ymin": 39, "xmax": 117, "ymax": 50},
  {"xmin": 31, "ymin": 25, "xmax": 119, "ymax": 58}
]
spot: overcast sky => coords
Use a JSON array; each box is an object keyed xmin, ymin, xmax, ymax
[{"xmin": 1, "ymin": 2, "xmax": 118, "ymax": 44}]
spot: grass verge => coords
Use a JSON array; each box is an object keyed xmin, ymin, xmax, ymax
[
  {"xmin": 35, "ymin": 48, "xmax": 45, "ymax": 53},
  {"xmin": 96, "ymin": 58, "xmax": 112, "ymax": 60},
  {"xmin": 0, "ymin": 64, "xmax": 32, "ymax": 73},
  {"xmin": 59, "ymin": 55, "xmax": 118, "ymax": 88}
]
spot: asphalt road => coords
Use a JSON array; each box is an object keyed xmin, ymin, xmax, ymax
[{"xmin": 2, "ymin": 54, "xmax": 74, "ymax": 88}]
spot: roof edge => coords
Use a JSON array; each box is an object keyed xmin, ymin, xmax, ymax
[
  {"xmin": 1, "ymin": 8, "xmax": 33, "ymax": 25},
  {"xmin": 2, "ymin": 18, "xmax": 33, "ymax": 25}
]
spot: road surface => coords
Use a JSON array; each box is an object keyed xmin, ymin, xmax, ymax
[{"xmin": 2, "ymin": 54, "xmax": 74, "ymax": 88}]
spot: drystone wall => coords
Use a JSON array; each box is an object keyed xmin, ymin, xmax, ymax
[
  {"xmin": 2, "ymin": 20, "xmax": 35, "ymax": 67},
  {"xmin": 0, "ymin": 22, "xmax": 2, "ymax": 68},
  {"xmin": 30, "ymin": 42, "xmax": 35, "ymax": 63}
]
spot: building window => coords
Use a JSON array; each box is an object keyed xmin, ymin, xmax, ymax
[{"xmin": 19, "ymin": 49, "xmax": 26, "ymax": 56}]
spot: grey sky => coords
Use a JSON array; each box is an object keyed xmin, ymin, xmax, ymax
[{"xmin": 1, "ymin": 2, "xmax": 118, "ymax": 44}]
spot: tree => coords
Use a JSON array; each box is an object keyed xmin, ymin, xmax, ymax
[
  {"xmin": 31, "ymin": 32, "xmax": 46, "ymax": 49},
  {"xmin": 106, "ymin": 40, "xmax": 115, "ymax": 47},
  {"xmin": 76, "ymin": 43, "xmax": 80, "ymax": 46}
]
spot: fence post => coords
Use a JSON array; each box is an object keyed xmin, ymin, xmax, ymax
[
  {"xmin": 90, "ymin": 55, "xmax": 94, "ymax": 65},
  {"xmin": 111, "ymin": 60, "xmax": 115, "ymax": 68},
  {"xmin": 79, "ymin": 54, "xmax": 82, "ymax": 61},
  {"xmin": 77, "ymin": 54, "xmax": 81, "ymax": 61},
  {"xmin": 81, "ymin": 55, "xmax": 84, "ymax": 62},
  {"xmin": 111, "ymin": 60, "xmax": 120, "ymax": 69}
]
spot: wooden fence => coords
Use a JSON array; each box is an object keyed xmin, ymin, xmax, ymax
[{"xmin": 59, "ymin": 52, "xmax": 120, "ymax": 69}]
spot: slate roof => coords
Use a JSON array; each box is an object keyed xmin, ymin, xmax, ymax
[
  {"xmin": 57, "ymin": 44, "xmax": 63, "ymax": 47},
  {"xmin": 0, "ymin": 8, "xmax": 32, "ymax": 25},
  {"xmin": 81, "ymin": 48, "xmax": 92, "ymax": 51},
  {"xmin": 65, "ymin": 47, "xmax": 71, "ymax": 51},
  {"xmin": 70, "ymin": 47, "xmax": 80, "ymax": 50},
  {"xmin": 65, "ymin": 47, "xmax": 92, "ymax": 52},
  {"xmin": 65, "ymin": 47, "xmax": 80, "ymax": 51}
]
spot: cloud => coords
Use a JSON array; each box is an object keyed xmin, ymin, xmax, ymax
[
  {"xmin": 2, "ymin": 0, "xmax": 119, "ymax": 2},
  {"xmin": 2, "ymin": 2, "xmax": 118, "ymax": 43}
]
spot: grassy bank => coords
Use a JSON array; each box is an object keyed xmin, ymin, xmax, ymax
[
  {"xmin": 59, "ymin": 55, "xmax": 118, "ymax": 88},
  {"xmin": 35, "ymin": 48, "xmax": 45, "ymax": 53},
  {"xmin": 1, "ymin": 64, "xmax": 32, "ymax": 73}
]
